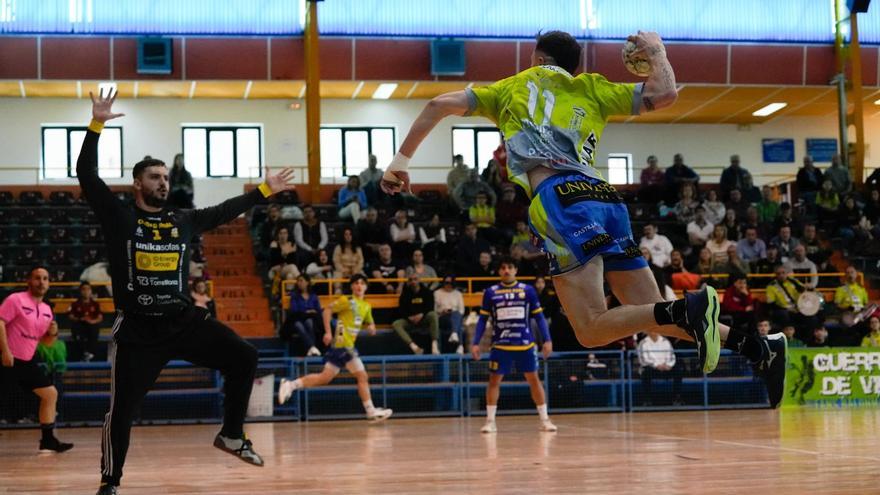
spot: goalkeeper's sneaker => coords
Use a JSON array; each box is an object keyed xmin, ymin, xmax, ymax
[
  {"xmin": 679, "ymin": 286, "xmax": 721, "ymax": 373},
  {"xmin": 753, "ymin": 333, "xmax": 788, "ymax": 409},
  {"xmin": 367, "ymin": 408, "xmax": 393, "ymax": 422}
]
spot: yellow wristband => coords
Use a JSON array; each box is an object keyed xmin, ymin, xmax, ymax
[
  {"xmin": 257, "ymin": 182, "xmax": 273, "ymax": 198},
  {"xmin": 88, "ymin": 119, "xmax": 104, "ymax": 134}
]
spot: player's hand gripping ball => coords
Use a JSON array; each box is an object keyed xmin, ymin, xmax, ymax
[{"xmin": 622, "ymin": 41, "xmax": 652, "ymax": 77}]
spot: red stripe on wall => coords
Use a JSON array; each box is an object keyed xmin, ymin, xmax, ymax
[
  {"xmin": 805, "ymin": 45, "xmax": 836, "ymax": 85},
  {"xmin": 666, "ymin": 44, "xmax": 727, "ymax": 84},
  {"xmin": 588, "ymin": 42, "xmax": 643, "ymax": 83},
  {"xmin": 270, "ymin": 37, "xmax": 304, "ymax": 80},
  {"xmin": 319, "ymin": 38, "xmax": 353, "ymax": 80},
  {"xmin": 730, "ymin": 45, "xmax": 804, "ymax": 85},
  {"xmin": 0, "ymin": 37, "xmax": 38, "ymax": 79},
  {"xmin": 355, "ymin": 39, "xmax": 431, "ymax": 80},
  {"xmin": 185, "ymin": 38, "xmax": 267, "ymax": 80},
  {"xmin": 113, "ymin": 37, "xmax": 183, "ymax": 80},
  {"xmin": 42, "ymin": 37, "xmax": 110, "ymax": 80},
  {"xmin": 519, "ymin": 41, "xmax": 536, "ymax": 73},
  {"xmin": 858, "ymin": 46, "xmax": 878, "ymax": 87},
  {"xmin": 461, "ymin": 41, "xmax": 517, "ymax": 81}
]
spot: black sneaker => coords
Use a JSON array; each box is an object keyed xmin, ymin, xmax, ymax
[
  {"xmin": 39, "ymin": 437, "xmax": 74, "ymax": 453},
  {"xmin": 95, "ymin": 483, "xmax": 119, "ymax": 495},
  {"xmin": 753, "ymin": 333, "xmax": 788, "ymax": 409},
  {"xmin": 679, "ymin": 286, "xmax": 721, "ymax": 374},
  {"xmin": 213, "ymin": 434, "xmax": 264, "ymax": 467}
]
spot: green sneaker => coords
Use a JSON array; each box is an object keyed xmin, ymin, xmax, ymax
[{"xmin": 681, "ymin": 286, "xmax": 721, "ymax": 373}]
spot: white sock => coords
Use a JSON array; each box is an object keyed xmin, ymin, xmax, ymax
[
  {"xmin": 537, "ymin": 404, "xmax": 549, "ymax": 421},
  {"xmin": 363, "ymin": 400, "xmax": 375, "ymax": 415},
  {"xmin": 486, "ymin": 405, "xmax": 497, "ymax": 422},
  {"xmin": 291, "ymin": 378, "xmax": 304, "ymax": 390}
]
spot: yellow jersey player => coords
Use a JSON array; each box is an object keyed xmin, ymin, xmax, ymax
[
  {"xmin": 383, "ymin": 31, "xmax": 786, "ymax": 408},
  {"xmin": 277, "ymin": 274, "xmax": 393, "ymax": 421}
]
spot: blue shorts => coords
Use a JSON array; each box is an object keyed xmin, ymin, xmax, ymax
[
  {"xmin": 324, "ymin": 347, "xmax": 356, "ymax": 369},
  {"xmin": 489, "ymin": 346, "xmax": 539, "ymax": 375},
  {"xmin": 528, "ymin": 172, "xmax": 648, "ymax": 276}
]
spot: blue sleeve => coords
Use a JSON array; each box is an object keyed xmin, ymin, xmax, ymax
[
  {"xmin": 479, "ymin": 287, "xmax": 493, "ymax": 317},
  {"xmin": 358, "ymin": 190, "xmax": 367, "ymax": 207},
  {"xmin": 533, "ymin": 311, "xmax": 551, "ymax": 343},
  {"xmin": 337, "ymin": 189, "xmax": 349, "ymax": 207},
  {"xmin": 309, "ymin": 293, "xmax": 322, "ymax": 312},
  {"xmin": 473, "ymin": 315, "xmax": 489, "ymax": 346}
]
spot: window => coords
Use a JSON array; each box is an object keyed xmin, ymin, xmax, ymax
[
  {"xmin": 182, "ymin": 126, "xmax": 262, "ymax": 178},
  {"xmin": 607, "ymin": 153, "xmax": 633, "ymax": 185},
  {"xmin": 0, "ymin": 0, "xmax": 15, "ymax": 22},
  {"xmin": 41, "ymin": 126, "xmax": 123, "ymax": 179},
  {"xmin": 319, "ymin": 126, "xmax": 395, "ymax": 179},
  {"xmin": 451, "ymin": 126, "xmax": 502, "ymax": 174}
]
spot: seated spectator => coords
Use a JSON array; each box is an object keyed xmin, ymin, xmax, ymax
[
  {"xmin": 281, "ymin": 274, "xmax": 323, "ymax": 357},
  {"xmin": 809, "ymin": 326, "xmax": 831, "ymax": 348},
  {"xmin": 800, "ymin": 223, "xmax": 833, "ymax": 275},
  {"xmin": 737, "ymin": 227, "xmax": 766, "ymax": 263},
  {"xmin": 863, "ymin": 189, "xmax": 880, "ymax": 232},
  {"xmin": 294, "ymin": 205, "xmax": 328, "ymax": 258},
  {"xmin": 796, "ymin": 155, "xmax": 824, "ymax": 209},
  {"xmin": 446, "ymin": 154, "xmax": 471, "ymax": 202},
  {"xmin": 720, "ymin": 154, "xmax": 749, "ymax": 201},
  {"xmin": 716, "ymin": 244, "xmax": 750, "ymax": 280},
  {"xmin": 816, "ymin": 179, "xmax": 840, "ymax": 225},
  {"xmin": 686, "ymin": 205, "xmax": 713, "ymax": 249},
  {"xmin": 453, "ymin": 168, "xmax": 496, "ymax": 212},
  {"xmin": 639, "ymin": 223, "xmax": 673, "ymax": 268},
  {"xmin": 740, "ymin": 206, "xmax": 764, "ymax": 240},
  {"xmin": 756, "ymin": 185, "xmax": 780, "ymax": 225},
  {"xmin": 357, "ymin": 207, "xmax": 389, "ymax": 262},
  {"xmin": 190, "ymin": 278, "xmax": 216, "ymax": 317},
  {"xmin": 260, "ymin": 204, "xmax": 285, "ymax": 253},
  {"xmin": 456, "ymin": 223, "xmax": 492, "ymax": 275},
  {"xmin": 664, "ymin": 153, "xmax": 699, "ymax": 203},
  {"xmin": 69, "ymin": 282, "xmax": 102, "ymax": 362},
  {"xmin": 495, "ymin": 184, "xmax": 528, "ymax": 236},
  {"xmin": 472, "ymin": 251, "xmax": 496, "ymax": 284},
  {"xmin": 824, "ymin": 154, "xmax": 853, "ymax": 196},
  {"xmin": 773, "ymin": 202, "xmax": 802, "ymax": 237},
  {"xmin": 860, "ymin": 316, "xmax": 880, "ymax": 347},
  {"xmin": 470, "ymin": 191, "xmax": 505, "ymax": 246},
  {"xmin": 337, "ymin": 176, "xmax": 367, "ymax": 222},
  {"xmin": 389, "ymin": 209, "xmax": 417, "ymax": 259},
  {"xmin": 638, "ymin": 155, "xmax": 666, "ymax": 204},
  {"xmin": 406, "ymin": 249, "xmax": 439, "ymax": 289},
  {"xmin": 692, "ymin": 247, "xmax": 723, "ymax": 288},
  {"xmin": 703, "ymin": 189, "xmax": 726, "ymax": 226},
  {"xmin": 673, "ymin": 183, "xmax": 700, "ymax": 225},
  {"xmin": 766, "ymin": 265, "xmax": 816, "ymax": 339},
  {"xmin": 359, "ymin": 154, "xmax": 384, "ymax": 205},
  {"xmin": 268, "ymin": 226, "xmax": 303, "ymax": 282},
  {"xmin": 434, "ymin": 275, "xmax": 465, "ymax": 355},
  {"xmin": 510, "ymin": 244, "xmax": 538, "ymax": 278},
  {"xmin": 305, "ymin": 249, "xmax": 335, "ymax": 285},
  {"xmin": 783, "ymin": 244, "xmax": 818, "ymax": 288},
  {"xmin": 393, "ymin": 273, "xmax": 441, "ymax": 355},
  {"xmin": 834, "ymin": 266, "xmax": 868, "ymax": 314},
  {"xmin": 481, "ymin": 158, "xmax": 506, "ymax": 196},
  {"xmin": 771, "ymin": 225, "xmax": 799, "ymax": 263},
  {"xmin": 752, "ymin": 245, "xmax": 782, "ymax": 287},
  {"xmin": 783, "ymin": 324, "xmax": 807, "ymax": 348},
  {"xmin": 706, "ymin": 225, "xmax": 735, "ymax": 264},
  {"xmin": 368, "ymin": 244, "xmax": 405, "ymax": 294},
  {"xmin": 720, "ymin": 208, "xmax": 741, "ymax": 241},
  {"xmin": 510, "ymin": 220, "xmax": 531, "ymax": 249},
  {"xmin": 662, "ymin": 250, "xmax": 692, "ymax": 287},
  {"xmin": 637, "ymin": 332, "xmax": 681, "ymax": 406},
  {"xmin": 332, "ymin": 227, "xmax": 365, "ymax": 281},
  {"xmin": 640, "ymin": 247, "xmax": 670, "ymax": 297},
  {"xmin": 837, "ymin": 195, "xmax": 870, "ymax": 243},
  {"xmin": 169, "ymin": 153, "xmax": 195, "ymax": 209},
  {"xmin": 721, "ymin": 275, "xmax": 757, "ymax": 331},
  {"xmin": 418, "ymin": 213, "xmax": 448, "ymax": 263},
  {"xmin": 725, "ymin": 189, "xmax": 749, "ymax": 222}
]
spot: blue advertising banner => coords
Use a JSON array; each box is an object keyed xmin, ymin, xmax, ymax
[
  {"xmin": 762, "ymin": 139, "xmax": 795, "ymax": 163},
  {"xmin": 806, "ymin": 138, "xmax": 838, "ymax": 162}
]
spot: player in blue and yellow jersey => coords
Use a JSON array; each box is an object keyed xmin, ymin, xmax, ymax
[
  {"xmin": 383, "ymin": 31, "xmax": 786, "ymax": 408},
  {"xmin": 277, "ymin": 274, "xmax": 393, "ymax": 421},
  {"xmin": 472, "ymin": 257, "xmax": 556, "ymax": 433}
]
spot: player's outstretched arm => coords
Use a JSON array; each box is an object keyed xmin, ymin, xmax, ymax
[
  {"xmin": 629, "ymin": 31, "xmax": 677, "ymax": 114},
  {"xmin": 77, "ymin": 91, "xmax": 125, "ymax": 218},
  {"xmin": 381, "ymin": 90, "xmax": 470, "ymax": 195}
]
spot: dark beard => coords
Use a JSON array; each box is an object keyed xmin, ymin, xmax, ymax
[{"xmin": 144, "ymin": 193, "xmax": 167, "ymax": 208}]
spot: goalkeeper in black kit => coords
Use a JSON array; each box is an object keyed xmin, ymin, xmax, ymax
[{"xmin": 80, "ymin": 91, "xmax": 295, "ymax": 495}]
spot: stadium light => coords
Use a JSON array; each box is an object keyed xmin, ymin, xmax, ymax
[
  {"xmin": 874, "ymin": 99, "xmax": 880, "ymax": 105},
  {"xmin": 752, "ymin": 102, "xmax": 787, "ymax": 117},
  {"xmin": 372, "ymin": 83, "xmax": 398, "ymax": 99}
]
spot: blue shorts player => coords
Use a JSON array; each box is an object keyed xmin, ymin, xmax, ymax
[
  {"xmin": 384, "ymin": 30, "xmax": 786, "ymax": 408},
  {"xmin": 471, "ymin": 257, "xmax": 556, "ymax": 433}
]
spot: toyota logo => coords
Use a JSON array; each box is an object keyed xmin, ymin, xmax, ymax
[{"xmin": 137, "ymin": 294, "xmax": 154, "ymax": 306}]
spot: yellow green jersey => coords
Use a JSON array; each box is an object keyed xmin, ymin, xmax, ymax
[
  {"xmin": 466, "ymin": 65, "xmax": 640, "ymax": 197},
  {"xmin": 329, "ymin": 295, "xmax": 373, "ymax": 350}
]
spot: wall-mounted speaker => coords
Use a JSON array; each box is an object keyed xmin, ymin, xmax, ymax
[
  {"xmin": 431, "ymin": 39, "xmax": 465, "ymax": 76},
  {"xmin": 137, "ymin": 38, "xmax": 172, "ymax": 75}
]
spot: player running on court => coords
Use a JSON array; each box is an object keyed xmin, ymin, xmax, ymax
[
  {"xmin": 382, "ymin": 31, "xmax": 786, "ymax": 407},
  {"xmin": 471, "ymin": 257, "xmax": 555, "ymax": 433},
  {"xmin": 278, "ymin": 274, "xmax": 393, "ymax": 422}
]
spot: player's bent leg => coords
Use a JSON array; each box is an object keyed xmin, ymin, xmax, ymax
[
  {"xmin": 278, "ymin": 364, "xmax": 338, "ymax": 405},
  {"xmin": 349, "ymin": 360, "xmax": 392, "ymax": 421}
]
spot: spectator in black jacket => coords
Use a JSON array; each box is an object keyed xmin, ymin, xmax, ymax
[
  {"xmin": 455, "ymin": 223, "xmax": 491, "ymax": 275},
  {"xmin": 392, "ymin": 273, "xmax": 440, "ymax": 355},
  {"xmin": 796, "ymin": 155, "xmax": 824, "ymax": 210},
  {"xmin": 720, "ymin": 154, "xmax": 749, "ymax": 201},
  {"xmin": 356, "ymin": 207, "xmax": 389, "ymax": 262}
]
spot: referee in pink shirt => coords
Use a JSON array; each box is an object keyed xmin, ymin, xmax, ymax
[{"xmin": 0, "ymin": 266, "xmax": 73, "ymax": 452}]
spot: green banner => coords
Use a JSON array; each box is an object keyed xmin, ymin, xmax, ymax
[{"xmin": 783, "ymin": 347, "xmax": 880, "ymax": 408}]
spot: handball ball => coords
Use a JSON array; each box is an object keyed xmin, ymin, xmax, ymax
[{"xmin": 622, "ymin": 41, "xmax": 652, "ymax": 77}]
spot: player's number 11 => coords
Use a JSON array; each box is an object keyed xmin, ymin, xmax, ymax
[{"xmin": 526, "ymin": 81, "xmax": 555, "ymax": 126}]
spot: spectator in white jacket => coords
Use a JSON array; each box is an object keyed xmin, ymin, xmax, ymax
[
  {"xmin": 637, "ymin": 332, "xmax": 681, "ymax": 406},
  {"xmin": 639, "ymin": 224, "xmax": 674, "ymax": 268}
]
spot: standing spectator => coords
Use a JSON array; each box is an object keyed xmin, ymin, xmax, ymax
[
  {"xmin": 741, "ymin": 173, "xmax": 762, "ymax": 204},
  {"xmin": 725, "ymin": 189, "xmax": 749, "ymax": 220},
  {"xmin": 294, "ymin": 205, "xmax": 328, "ymax": 258},
  {"xmin": 756, "ymin": 185, "xmax": 780, "ymax": 225},
  {"xmin": 771, "ymin": 226, "xmax": 799, "ymax": 263},
  {"xmin": 673, "ymin": 183, "xmax": 700, "ymax": 225},
  {"xmin": 332, "ymin": 227, "xmax": 365, "ymax": 281},
  {"xmin": 388, "ymin": 209, "xmax": 417, "ymax": 259},
  {"xmin": 639, "ymin": 155, "xmax": 666, "ymax": 204},
  {"xmin": 356, "ymin": 207, "xmax": 389, "ymax": 262},
  {"xmin": 703, "ymin": 189, "xmax": 726, "ymax": 226},
  {"xmin": 305, "ymin": 249, "xmax": 335, "ymax": 285},
  {"xmin": 418, "ymin": 213, "xmax": 448, "ymax": 263},
  {"xmin": 686, "ymin": 205, "xmax": 713, "ymax": 249},
  {"xmin": 824, "ymin": 154, "xmax": 853, "ymax": 195},
  {"xmin": 495, "ymin": 184, "xmax": 528, "ymax": 237},
  {"xmin": 816, "ymin": 179, "xmax": 840, "ymax": 225},
  {"xmin": 720, "ymin": 154, "xmax": 749, "ymax": 201},
  {"xmin": 637, "ymin": 332, "xmax": 681, "ymax": 406},
  {"xmin": 706, "ymin": 225, "xmax": 735, "ymax": 264},
  {"xmin": 783, "ymin": 245, "xmax": 818, "ymax": 288},
  {"xmin": 368, "ymin": 244, "xmax": 405, "ymax": 294},
  {"xmin": 456, "ymin": 224, "xmax": 492, "ymax": 275},
  {"xmin": 834, "ymin": 266, "xmax": 868, "ymax": 313},
  {"xmin": 664, "ymin": 153, "xmax": 699, "ymax": 197},
  {"xmin": 69, "ymin": 281, "xmax": 103, "ymax": 362},
  {"xmin": 639, "ymin": 223, "xmax": 673, "ymax": 268},
  {"xmin": 168, "ymin": 153, "xmax": 194, "ymax": 209},
  {"xmin": 453, "ymin": 168, "xmax": 497, "ymax": 211},
  {"xmin": 721, "ymin": 275, "xmax": 757, "ymax": 331},
  {"xmin": 434, "ymin": 275, "xmax": 465, "ymax": 354},
  {"xmin": 392, "ymin": 273, "xmax": 441, "ymax": 355},
  {"xmin": 281, "ymin": 274, "xmax": 323, "ymax": 357},
  {"xmin": 268, "ymin": 226, "xmax": 304, "ymax": 282},
  {"xmin": 446, "ymin": 154, "xmax": 471, "ymax": 200},
  {"xmin": 736, "ymin": 227, "xmax": 767, "ymax": 263},
  {"xmin": 796, "ymin": 155, "xmax": 824, "ymax": 208},
  {"xmin": 337, "ymin": 176, "xmax": 367, "ymax": 222},
  {"xmin": 359, "ymin": 154, "xmax": 384, "ymax": 205},
  {"xmin": 190, "ymin": 278, "xmax": 216, "ymax": 318},
  {"xmin": 405, "ymin": 249, "xmax": 439, "ymax": 289},
  {"xmin": 0, "ymin": 267, "xmax": 73, "ymax": 452}
]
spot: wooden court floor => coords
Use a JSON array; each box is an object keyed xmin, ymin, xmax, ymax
[{"xmin": 2, "ymin": 409, "xmax": 879, "ymax": 495}]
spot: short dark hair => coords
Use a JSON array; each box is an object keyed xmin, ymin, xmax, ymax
[
  {"xmin": 497, "ymin": 255, "xmax": 517, "ymax": 269},
  {"xmin": 535, "ymin": 31, "xmax": 581, "ymax": 74},
  {"xmin": 79, "ymin": 281, "xmax": 92, "ymax": 288},
  {"xmin": 133, "ymin": 158, "xmax": 166, "ymax": 179},
  {"xmin": 28, "ymin": 265, "xmax": 49, "ymax": 278},
  {"xmin": 349, "ymin": 273, "xmax": 368, "ymax": 285}
]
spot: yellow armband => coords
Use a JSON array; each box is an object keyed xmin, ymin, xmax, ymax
[
  {"xmin": 88, "ymin": 119, "xmax": 105, "ymax": 133},
  {"xmin": 257, "ymin": 182, "xmax": 273, "ymax": 198}
]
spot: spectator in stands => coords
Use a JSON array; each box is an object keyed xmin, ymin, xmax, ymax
[
  {"xmin": 716, "ymin": 244, "xmax": 750, "ymax": 280},
  {"xmin": 260, "ymin": 204, "xmax": 284, "ymax": 253},
  {"xmin": 673, "ymin": 182, "xmax": 699, "ymax": 225},
  {"xmin": 706, "ymin": 225, "xmax": 735, "ymax": 264},
  {"xmin": 721, "ymin": 275, "xmax": 757, "ymax": 331},
  {"xmin": 481, "ymin": 158, "xmax": 506, "ymax": 196},
  {"xmin": 434, "ymin": 275, "xmax": 465, "ymax": 355},
  {"xmin": 725, "ymin": 189, "xmax": 749, "ymax": 220},
  {"xmin": 755, "ymin": 185, "xmax": 779, "ymax": 225},
  {"xmin": 860, "ymin": 316, "xmax": 880, "ymax": 347},
  {"xmin": 740, "ymin": 206, "xmax": 763, "ymax": 240},
  {"xmin": 809, "ymin": 326, "xmax": 830, "ymax": 348},
  {"xmin": 356, "ymin": 207, "xmax": 389, "ymax": 262},
  {"xmin": 741, "ymin": 173, "xmax": 762, "ymax": 204},
  {"xmin": 368, "ymin": 244, "xmax": 405, "ymax": 294},
  {"xmin": 703, "ymin": 189, "xmax": 726, "ymax": 226},
  {"xmin": 495, "ymin": 184, "xmax": 528, "ymax": 237},
  {"xmin": 720, "ymin": 154, "xmax": 749, "ymax": 201},
  {"xmin": 69, "ymin": 281, "xmax": 102, "ymax": 362},
  {"xmin": 639, "ymin": 223, "xmax": 673, "ymax": 268},
  {"xmin": 637, "ymin": 332, "xmax": 681, "ymax": 406},
  {"xmin": 639, "ymin": 155, "xmax": 666, "ymax": 204},
  {"xmin": 332, "ymin": 227, "xmax": 365, "ymax": 283},
  {"xmin": 305, "ymin": 249, "xmax": 335, "ymax": 285},
  {"xmin": 737, "ymin": 227, "xmax": 767, "ymax": 263},
  {"xmin": 752, "ymin": 245, "xmax": 782, "ymax": 287},
  {"xmin": 662, "ymin": 250, "xmax": 691, "ymax": 287},
  {"xmin": 686, "ymin": 205, "xmax": 713, "ymax": 249},
  {"xmin": 510, "ymin": 220, "xmax": 530, "ymax": 249},
  {"xmin": 800, "ymin": 224, "xmax": 832, "ymax": 276},
  {"xmin": 640, "ymin": 247, "xmax": 670, "ymax": 298},
  {"xmin": 268, "ymin": 227, "xmax": 303, "ymax": 282},
  {"xmin": 720, "ymin": 208, "xmax": 741, "ymax": 241},
  {"xmin": 294, "ymin": 205, "xmax": 328, "ymax": 259},
  {"xmin": 473, "ymin": 251, "xmax": 497, "ymax": 284},
  {"xmin": 837, "ymin": 195, "xmax": 870, "ymax": 243},
  {"xmin": 816, "ymin": 179, "xmax": 840, "ymax": 226},
  {"xmin": 393, "ymin": 273, "xmax": 441, "ymax": 355},
  {"xmin": 389, "ymin": 209, "xmax": 417, "ymax": 259},
  {"xmin": 453, "ymin": 168, "xmax": 496, "ymax": 211},
  {"xmin": 36, "ymin": 321, "xmax": 66, "ymax": 382},
  {"xmin": 783, "ymin": 325, "xmax": 806, "ymax": 347},
  {"xmin": 456, "ymin": 223, "xmax": 492, "ymax": 275},
  {"xmin": 18, "ymin": 227, "xmax": 39, "ymax": 244},
  {"xmin": 469, "ymin": 191, "xmax": 504, "ymax": 245},
  {"xmin": 771, "ymin": 225, "xmax": 799, "ymax": 263},
  {"xmin": 664, "ymin": 153, "xmax": 699, "ymax": 198},
  {"xmin": 446, "ymin": 154, "xmax": 471, "ymax": 201},
  {"xmin": 359, "ymin": 154, "xmax": 384, "ymax": 205},
  {"xmin": 824, "ymin": 154, "xmax": 853, "ymax": 196},
  {"xmin": 864, "ymin": 189, "xmax": 880, "ymax": 231},
  {"xmin": 418, "ymin": 213, "xmax": 447, "ymax": 263},
  {"xmin": 784, "ymin": 245, "xmax": 818, "ymax": 288},
  {"xmin": 406, "ymin": 249, "xmax": 439, "ymax": 289},
  {"xmin": 834, "ymin": 266, "xmax": 868, "ymax": 314},
  {"xmin": 190, "ymin": 278, "xmax": 216, "ymax": 318},
  {"xmin": 692, "ymin": 247, "xmax": 722, "ymax": 286},
  {"xmin": 283, "ymin": 274, "xmax": 323, "ymax": 357},
  {"xmin": 766, "ymin": 265, "xmax": 810, "ymax": 333},
  {"xmin": 169, "ymin": 153, "xmax": 194, "ymax": 209},
  {"xmin": 510, "ymin": 244, "xmax": 539, "ymax": 278},
  {"xmin": 797, "ymin": 155, "xmax": 824, "ymax": 208},
  {"xmin": 774, "ymin": 202, "xmax": 802, "ymax": 237},
  {"xmin": 337, "ymin": 176, "xmax": 367, "ymax": 222}
]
